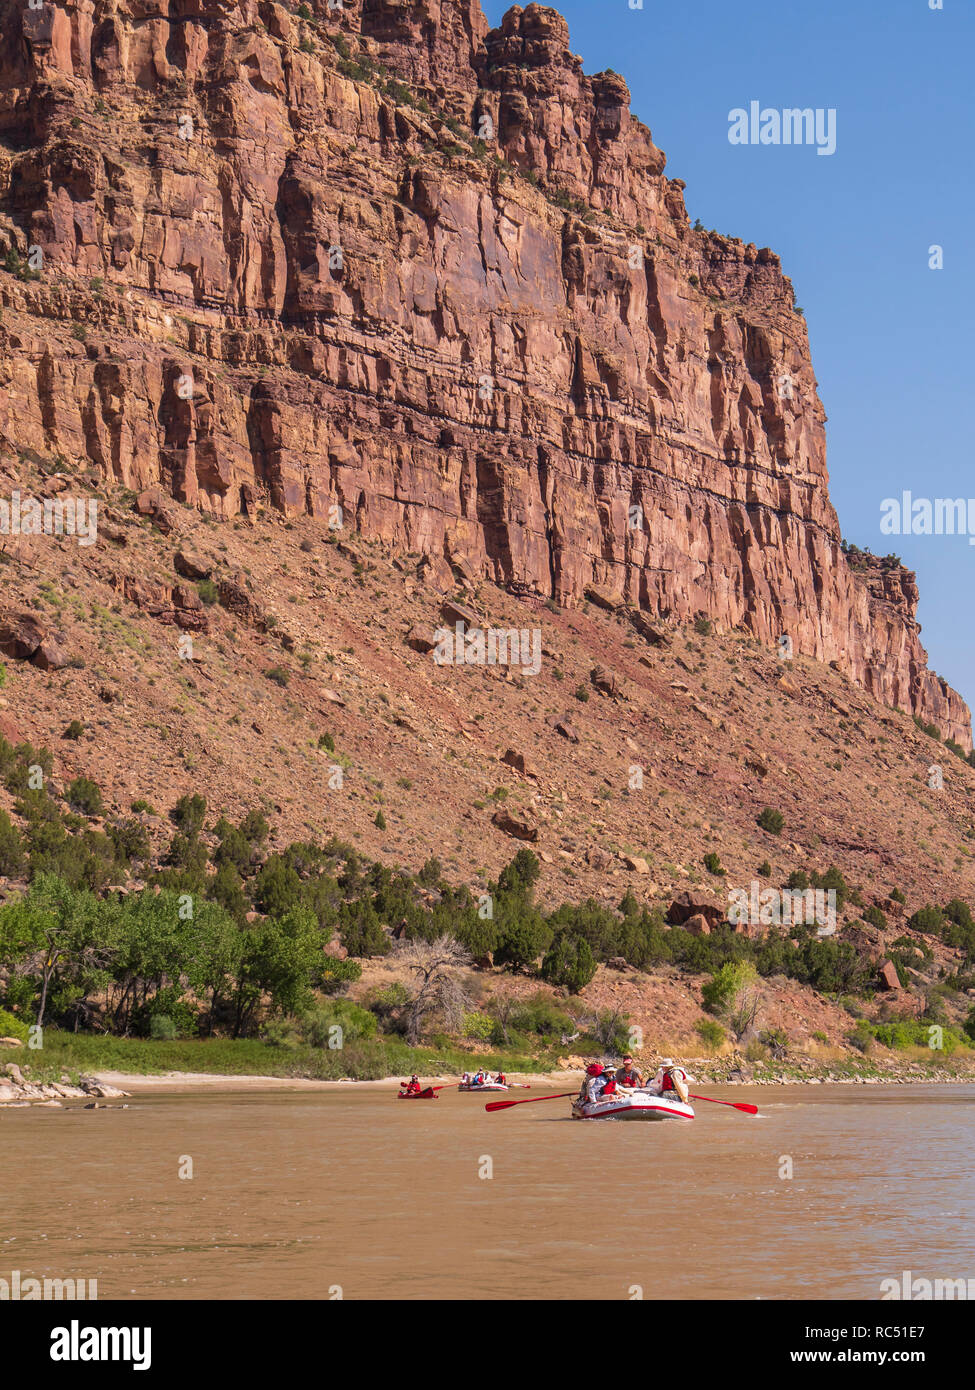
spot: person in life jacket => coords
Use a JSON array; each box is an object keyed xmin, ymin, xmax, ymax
[
  {"xmin": 614, "ymin": 1055, "xmax": 644, "ymax": 1088},
  {"xmin": 474, "ymin": 1070, "xmax": 486, "ymax": 1087},
  {"xmin": 580, "ymin": 1063, "xmax": 615, "ymax": 1104},
  {"xmin": 651, "ymin": 1058, "xmax": 689, "ymax": 1103},
  {"xmin": 406, "ymin": 1074, "xmax": 422, "ymax": 1095},
  {"xmin": 494, "ymin": 1072, "xmax": 506, "ymax": 1086}
]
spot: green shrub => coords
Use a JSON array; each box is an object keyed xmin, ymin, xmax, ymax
[
  {"xmin": 694, "ymin": 1017, "xmax": 725, "ymax": 1049},
  {"xmin": 265, "ymin": 665, "xmax": 290, "ymax": 687},
  {"xmin": 907, "ymin": 905, "xmax": 944, "ymax": 935},
  {"xmin": 702, "ymin": 960, "xmax": 754, "ymax": 1016},
  {"xmin": 63, "ymin": 720, "xmax": 85, "ymax": 740},
  {"xmin": 462, "ymin": 1010, "xmax": 494, "ymax": 1041},
  {"xmin": 539, "ymin": 933, "xmax": 596, "ymax": 993},
  {"xmin": 757, "ymin": 807, "xmax": 784, "ymax": 835},
  {"xmin": 66, "ymin": 776, "xmax": 104, "ymax": 817},
  {"xmin": 300, "ymin": 999, "xmax": 377, "ymax": 1047},
  {"xmin": 149, "ymin": 1015, "xmax": 179, "ymax": 1041},
  {"xmin": 319, "ymin": 956, "xmax": 362, "ymax": 995},
  {"xmin": 0, "ymin": 1006, "xmax": 29, "ymax": 1042},
  {"xmin": 170, "ymin": 793, "xmax": 206, "ymax": 836},
  {"xmin": 196, "ymin": 579, "xmax": 219, "ymax": 605},
  {"xmin": 0, "ymin": 810, "xmax": 25, "ymax": 876},
  {"xmin": 703, "ymin": 851, "xmax": 725, "ymax": 876}
]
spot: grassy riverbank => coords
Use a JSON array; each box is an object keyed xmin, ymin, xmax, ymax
[
  {"xmin": 8, "ymin": 1032, "xmax": 975, "ymax": 1088},
  {"xmin": 8, "ymin": 1032, "xmax": 543, "ymax": 1084}
]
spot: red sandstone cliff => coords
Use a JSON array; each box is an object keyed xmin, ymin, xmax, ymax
[{"xmin": 0, "ymin": 0, "xmax": 968, "ymax": 748}]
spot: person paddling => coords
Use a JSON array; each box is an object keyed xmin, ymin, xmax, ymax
[
  {"xmin": 650, "ymin": 1058, "xmax": 689, "ymax": 1103},
  {"xmin": 405, "ymin": 1074, "xmax": 422, "ymax": 1096}
]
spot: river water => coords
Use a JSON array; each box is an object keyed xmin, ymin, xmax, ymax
[{"xmin": 3, "ymin": 1084, "xmax": 973, "ymax": 1300}]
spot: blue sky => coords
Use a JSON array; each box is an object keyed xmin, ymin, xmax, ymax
[{"xmin": 482, "ymin": 0, "xmax": 974, "ymax": 704}]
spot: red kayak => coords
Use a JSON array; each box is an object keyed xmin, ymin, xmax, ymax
[{"xmin": 397, "ymin": 1087, "xmax": 438, "ymax": 1099}]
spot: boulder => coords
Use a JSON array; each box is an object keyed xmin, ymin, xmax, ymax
[
  {"xmin": 546, "ymin": 713, "xmax": 580, "ymax": 743},
  {"xmin": 440, "ymin": 599, "xmax": 481, "ymax": 629},
  {"xmin": 628, "ymin": 611, "xmax": 671, "ymax": 646},
  {"xmin": 174, "ymin": 547, "xmax": 212, "ymax": 581},
  {"xmin": 877, "ymin": 960, "xmax": 901, "ymax": 991},
  {"xmin": 585, "ymin": 846, "xmax": 613, "ymax": 871},
  {"xmin": 0, "ymin": 612, "xmax": 71, "ymax": 670},
  {"xmin": 621, "ymin": 854, "xmax": 650, "ymax": 874},
  {"xmin": 405, "ymin": 623, "xmax": 437, "ymax": 654},
  {"xmin": 501, "ymin": 749, "xmax": 537, "ymax": 778},
  {"xmin": 584, "ymin": 585, "xmax": 620, "ymax": 612},
  {"xmin": 491, "ymin": 808, "xmax": 539, "ymax": 842},
  {"xmin": 683, "ymin": 913, "xmax": 712, "ymax": 937},
  {"xmin": 591, "ymin": 665, "xmax": 623, "ymax": 697},
  {"xmin": 416, "ymin": 555, "xmax": 455, "ymax": 595},
  {"xmin": 667, "ymin": 892, "xmax": 725, "ymax": 926}
]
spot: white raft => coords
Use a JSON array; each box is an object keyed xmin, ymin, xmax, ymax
[
  {"xmin": 571, "ymin": 1089, "xmax": 694, "ymax": 1121},
  {"xmin": 458, "ymin": 1081, "xmax": 508, "ymax": 1092}
]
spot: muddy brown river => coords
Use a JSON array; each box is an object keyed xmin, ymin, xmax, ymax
[{"xmin": 4, "ymin": 1084, "xmax": 973, "ymax": 1299}]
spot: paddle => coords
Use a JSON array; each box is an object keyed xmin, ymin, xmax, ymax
[
  {"xmin": 485, "ymin": 1091, "xmax": 578, "ymax": 1112},
  {"xmin": 689, "ymin": 1093, "xmax": 758, "ymax": 1115}
]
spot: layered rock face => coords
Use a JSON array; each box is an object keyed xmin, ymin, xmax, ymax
[{"xmin": 0, "ymin": 0, "xmax": 968, "ymax": 746}]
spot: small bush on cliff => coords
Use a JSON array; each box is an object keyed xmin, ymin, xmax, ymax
[
  {"xmin": 907, "ymin": 904, "xmax": 944, "ymax": 936},
  {"xmin": 66, "ymin": 777, "xmax": 104, "ymax": 817},
  {"xmin": 757, "ymin": 807, "xmax": 784, "ymax": 835}
]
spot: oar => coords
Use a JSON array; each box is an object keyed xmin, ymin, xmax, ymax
[
  {"xmin": 485, "ymin": 1091, "xmax": 578, "ymax": 1112},
  {"xmin": 689, "ymin": 1093, "xmax": 758, "ymax": 1115}
]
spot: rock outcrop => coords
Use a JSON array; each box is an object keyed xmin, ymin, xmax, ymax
[{"xmin": 0, "ymin": 0, "xmax": 968, "ymax": 746}]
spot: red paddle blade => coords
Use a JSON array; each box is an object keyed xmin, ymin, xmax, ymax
[
  {"xmin": 689, "ymin": 1093, "xmax": 758, "ymax": 1114},
  {"xmin": 485, "ymin": 1091, "xmax": 578, "ymax": 1112}
]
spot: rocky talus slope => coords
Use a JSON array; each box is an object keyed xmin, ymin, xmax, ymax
[{"xmin": 0, "ymin": 0, "xmax": 968, "ymax": 747}]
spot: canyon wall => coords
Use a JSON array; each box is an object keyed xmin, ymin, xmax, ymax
[{"xmin": 0, "ymin": 0, "xmax": 968, "ymax": 746}]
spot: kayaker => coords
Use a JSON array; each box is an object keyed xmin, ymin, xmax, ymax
[
  {"xmin": 406, "ymin": 1074, "xmax": 422, "ymax": 1096},
  {"xmin": 615, "ymin": 1056, "xmax": 644, "ymax": 1088},
  {"xmin": 651, "ymin": 1058, "xmax": 690, "ymax": 1103}
]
